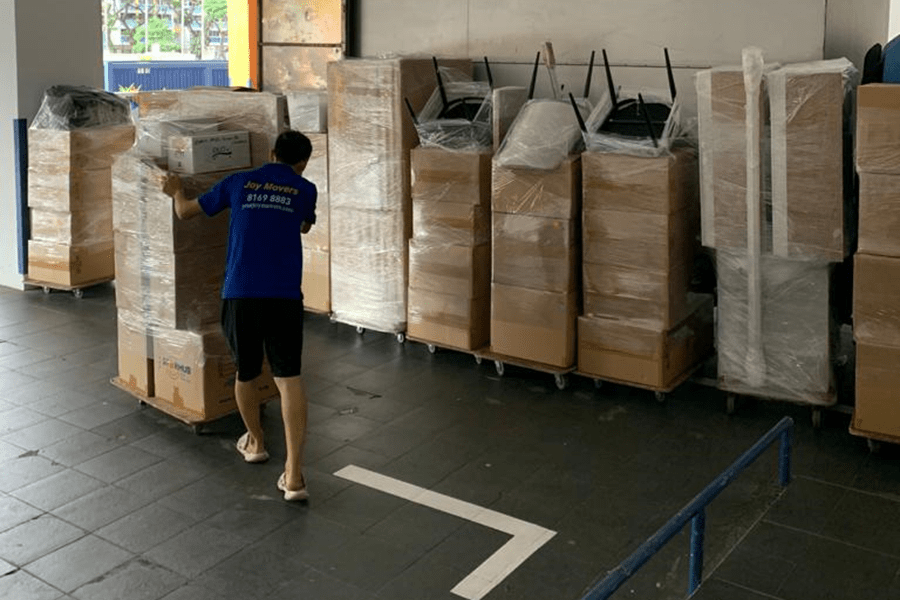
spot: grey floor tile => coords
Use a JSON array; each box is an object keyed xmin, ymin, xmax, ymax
[
  {"xmin": 313, "ymin": 484, "xmax": 406, "ymax": 533},
  {"xmin": 0, "ymin": 569, "xmax": 66, "ymax": 600},
  {"xmin": 192, "ymin": 547, "xmax": 308, "ymax": 600},
  {"xmin": 0, "ymin": 494, "xmax": 43, "ymax": 534},
  {"xmin": 73, "ymin": 445, "xmax": 163, "ymax": 484},
  {"xmin": 143, "ymin": 522, "xmax": 246, "ymax": 579},
  {"xmin": 0, "ymin": 455, "xmax": 67, "ymax": 494},
  {"xmin": 374, "ymin": 554, "xmax": 467, "ymax": 600},
  {"xmin": 95, "ymin": 501, "xmax": 197, "ymax": 554},
  {"xmin": 308, "ymin": 412, "xmax": 383, "ymax": 443},
  {"xmin": 0, "ymin": 556, "xmax": 14, "ymax": 576},
  {"xmin": 268, "ymin": 567, "xmax": 371, "ymax": 600},
  {"xmin": 11, "ymin": 469, "xmax": 106, "ymax": 512},
  {"xmin": 2, "ymin": 418, "xmax": 85, "ymax": 452},
  {"xmin": 764, "ymin": 475, "xmax": 849, "ymax": 534},
  {"xmin": 0, "ymin": 514, "xmax": 85, "ymax": 566},
  {"xmin": 115, "ymin": 460, "xmax": 206, "ymax": 502},
  {"xmin": 24, "ymin": 535, "xmax": 133, "ymax": 594},
  {"xmin": 366, "ymin": 502, "xmax": 465, "ymax": 552},
  {"xmin": 302, "ymin": 533, "xmax": 422, "ymax": 592},
  {"xmin": 38, "ymin": 430, "xmax": 123, "ymax": 468},
  {"xmin": 159, "ymin": 584, "xmax": 228, "ymax": 600},
  {"xmin": 57, "ymin": 401, "xmax": 136, "ymax": 430},
  {"xmin": 156, "ymin": 475, "xmax": 251, "ymax": 522},
  {"xmin": 691, "ymin": 578, "xmax": 781, "ymax": 600},
  {"xmin": 201, "ymin": 499, "xmax": 298, "ymax": 544},
  {"xmin": 0, "ymin": 348, "xmax": 54, "ymax": 371},
  {"xmin": 70, "ymin": 557, "xmax": 185, "ymax": 600},
  {"xmin": 0, "ymin": 439, "xmax": 24, "ymax": 464},
  {"xmin": 251, "ymin": 512, "xmax": 358, "ymax": 563},
  {"xmin": 820, "ymin": 489, "xmax": 900, "ymax": 557},
  {"xmin": 310, "ymin": 443, "xmax": 393, "ymax": 476},
  {"xmin": 29, "ymin": 390, "xmax": 99, "ymax": 419},
  {"xmin": 52, "ymin": 485, "xmax": 152, "ymax": 531},
  {"xmin": 0, "ymin": 406, "xmax": 49, "ymax": 436}
]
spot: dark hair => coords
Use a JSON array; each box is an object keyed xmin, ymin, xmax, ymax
[{"xmin": 274, "ymin": 130, "xmax": 312, "ymax": 165}]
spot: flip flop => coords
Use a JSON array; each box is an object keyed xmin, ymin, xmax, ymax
[
  {"xmin": 277, "ymin": 472, "xmax": 309, "ymax": 502},
  {"xmin": 236, "ymin": 432, "xmax": 269, "ymax": 463}
]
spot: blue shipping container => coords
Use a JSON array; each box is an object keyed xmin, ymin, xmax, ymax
[{"xmin": 105, "ymin": 61, "xmax": 230, "ymax": 92}]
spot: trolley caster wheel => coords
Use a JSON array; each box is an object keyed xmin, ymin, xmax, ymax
[
  {"xmin": 867, "ymin": 438, "xmax": 882, "ymax": 453},
  {"xmin": 329, "ymin": 313, "xmax": 337, "ymax": 323},
  {"xmin": 72, "ymin": 288, "xmax": 84, "ymax": 299},
  {"xmin": 396, "ymin": 333, "xmax": 406, "ymax": 344},
  {"xmin": 655, "ymin": 391, "xmax": 667, "ymax": 403},
  {"xmin": 593, "ymin": 379, "xmax": 603, "ymax": 389},
  {"xmin": 42, "ymin": 286, "xmax": 51, "ymax": 295},
  {"xmin": 427, "ymin": 344, "xmax": 436, "ymax": 354},
  {"xmin": 474, "ymin": 355, "xmax": 483, "ymax": 365},
  {"xmin": 726, "ymin": 393, "xmax": 737, "ymax": 415},
  {"xmin": 356, "ymin": 326, "xmax": 365, "ymax": 335},
  {"xmin": 138, "ymin": 400, "xmax": 147, "ymax": 407},
  {"xmin": 494, "ymin": 360, "xmax": 505, "ymax": 377},
  {"xmin": 554, "ymin": 374, "xmax": 568, "ymax": 390},
  {"xmin": 192, "ymin": 424, "xmax": 204, "ymax": 435},
  {"xmin": 811, "ymin": 408, "xmax": 823, "ymax": 429}
]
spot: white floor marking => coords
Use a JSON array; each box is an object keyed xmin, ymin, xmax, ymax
[{"xmin": 334, "ymin": 464, "xmax": 557, "ymax": 600}]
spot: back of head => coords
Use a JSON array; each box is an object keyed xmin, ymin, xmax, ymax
[{"xmin": 274, "ymin": 130, "xmax": 313, "ymax": 165}]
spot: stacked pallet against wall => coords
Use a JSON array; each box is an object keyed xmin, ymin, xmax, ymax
[
  {"xmin": 111, "ymin": 89, "xmax": 288, "ymax": 429},
  {"xmin": 850, "ymin": 83, "xmax": 900, "ymax": 448},
  {"xmin": 26, "ymin": 88, "xmax": 135, "ymax": 295},
  {"xmin": 697, "ymin": 51, "xmax": 858, "ymax": 423},
  {"xmin": 406, "ymin": 148, "xmax": 492, "ymax": 354},
  {"xmin": 482, "ymin": 156, "xmax": 581, "ymax": 389},
  {"xmin": 577, "ymin": 147, "xmax": 714, "ymax": 399},
  {"xmin": 326, "ymin": 57, "xmax": 471, "ymax": 339}
]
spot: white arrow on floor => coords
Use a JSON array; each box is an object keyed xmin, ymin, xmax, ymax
[{"xmin": 334, "ymin": 464, "xmax": 557, "ymax": 600}]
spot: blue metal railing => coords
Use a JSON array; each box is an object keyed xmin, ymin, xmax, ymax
[
  {"xmin": 13, "ymin": 118, "xmax": 28, "ymax": 275},
  {"xmin": 580, "ymin": 416, "xmax": 794, "ymax": 600}
]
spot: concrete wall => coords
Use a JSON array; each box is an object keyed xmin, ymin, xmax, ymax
[
  {"xmin": 826, "ymin": 0, "xmax": 891, "ymax": 68},
  {"xmin": 0, "ymin": 0, "xmax": 104, "ymax": 289}
]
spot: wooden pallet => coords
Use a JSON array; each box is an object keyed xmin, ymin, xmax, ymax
[
  {"xmin": 575, "ymin": 361, "xmax": 703, "ymax": 402},
  {"xmin": 849, "ymin": 420, "xmax": 900, "ymax": 453},
  {"xmin": 474, "ymin": 347, "xmax": 575, "ymax": 390},
  {"xmin": 25, "ymin": 276, "xmax": 113, "ymax": 298}
]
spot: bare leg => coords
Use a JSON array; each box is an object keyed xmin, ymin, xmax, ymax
[
  {"xmin": 275, "ymin": 375, "xmax": 308, "ymax": 490},
  {"xmin": 235, "ymin": 377, "xmax": 265, "ymax": 453}
]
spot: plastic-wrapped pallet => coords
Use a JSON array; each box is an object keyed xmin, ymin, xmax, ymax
[
  {"xmin": 300, "ymin": 133, "xmax": 330, "ymax": 313},
  {"xmin": 768, "ymin": 58, "xmax": 859, "ymax": 261},
  {"xmin": 27, "ymin": 86, "xmax": 135, "ymax": 287},
  {"xmin": 327, "ymin": 57, "xmax": 471, "ymax": 334}
]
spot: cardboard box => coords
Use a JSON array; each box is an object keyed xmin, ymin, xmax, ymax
[
  {"xmin": 330, "ymin": 248, "xmax": 408, "ymax": 332},
  {"xmin": 858, "ymin": 173, "xmax": 900, "ymax": 257},
  {"xmin": 302, "ymin": 247, "xmax": 330, "ymax": 314},
  {"xmin": 409, "ymin": 241, "xmax": 490, "ymax": 297},
  {"xmin": 305, "ymin": 133, "xmax": 329, "ymax": 194},
  {"xmin": 413, "ymin": 201, "xmax": 490, "ymax": 246},
  {"xmin": 136, "ymin": 118, "xmax": 220, "ymax": 164},
  {"xmin": 28, "ymin": 165, "xmax": 112, "ymax": 212},
  {"xmin": 491, "ymin": 155, "xmax": 581, "ymax": 219},
  {"xmin": 492, "ymin": 212, "xmax": 578, "ymax": 293},
  {"xmin": 167, "ymin": 130, "xmax": 252, "ymax": 174},
  {"xmin": 112, "ymin": 153, "xmax": 230, "ymax": 253},
  {"xmin": 583, "ymin": 208, "xmax": 698, "ymax": 272},
  {"xmin": 30, "ymin": 208, "xmax": 113, "ymax": 245},
  {"xmin": 490, "ymin": 284, "xmax": 577, "ymax": 368},
  {"xmin": 132, "ymin": 89, "xmax": 289, "ymax": 168},
  {"xmin": 112, "ymin": 232, "xmax": 226, "ymax": 330},
  {"xmin": 411, "ymin": 147, "xmax": 492, "ymax": 206},
  {"xmin": 853, "ymin": 342, "xmax": 900, "ymax": 438},
  {"xmin": 696, "ymin": 68, "xmax": 769, "ymax": 250},
  {"xmin": 856, "ymin": 84, "xmax": 900, "ymax": 175},
  {"xmin": 407, "ymin": 288, "xmax": 489, "ymax": 350},
  {"xmin": 286, "ymin": 90, "xmax": 328, "ymax": 133},
  {"xmin": 716, "ymin": 250, "xmax": 833, "ymax": 402},
  {"xmin": 582, "ymin": 262, "xmax": 693, "ymax": 329},
  {"xmin": 27, "ymin": 240, "xmax": 114, "ymax": 287},
  {"xmin": 117, "ymin": 310, "xmax": 154, "ymax": 398},
  {"xmin": 153, "ymin": 327, "xmax": 276, "ymax": 422},
  {"xmin": 577, "ymin": 296, "xmax": 714, "ymax": 389},
  {"xmin": 853, "ymin": 253, "xmax": 900, "ymax": 346},
  {"xmin": 327, "ymin": 57, "xmax": 471, "ymax": 213},
  {"xmin": 582, "ymin": 147, "xmax": 697, "ymax": 215},
  {"xmin": 770, "ymin": 63, "xmax": 851, "ymax": 261},
  {"xmin": 28, "ymin": 124, "xmax": 135, "ymax": 171}
]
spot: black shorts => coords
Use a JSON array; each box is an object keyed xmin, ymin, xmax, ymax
[{"xmin": 221, "ymin": 298, "xmax": 304, "ymax": 381}]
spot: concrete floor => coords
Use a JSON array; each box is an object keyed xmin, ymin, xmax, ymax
[{"xmin": 1, "ymin": 282, "xmax": 899, "ymax": 600}]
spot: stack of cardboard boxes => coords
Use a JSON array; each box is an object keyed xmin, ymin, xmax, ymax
[
  {"xmin": 300, "ymin": 133, "xmax": 330, "ymax": 313},
  {"xmin": 852, "ymin": 83, "xmax": 900, "ymax": 438},
  {"xmin": 406, "ymin": 148, "xmax": 492, "ymax": 350},
  {"xmin": 697, "ymin": 57, "xmax": 856, "ymax": 404},
  {"xmin": 27, "ymin": 124, "xmax": 134, "ymax": 287},
  {"xmin": 326, "ymin": 58, "xmax": 470, "ymax": 335},
  {"xmin": 577, "ymin": 148, "xmax": 713, "ymax": 390},
  {"xmin": 112, "ymin": 89, "xmax": 286, "ymax": 423},
  {"xmin": 489, "ymin": 156, "xmax": 581, "ymax": 368}
]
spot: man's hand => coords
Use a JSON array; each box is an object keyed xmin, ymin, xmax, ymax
[{"xmin": 163, "ymin": 173, "xmax": 183, "ymax": 198}]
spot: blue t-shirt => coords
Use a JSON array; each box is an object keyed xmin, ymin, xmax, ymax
[{"xmin": 199, "ymin": 162, "xmax": 317, "ymax": 299}]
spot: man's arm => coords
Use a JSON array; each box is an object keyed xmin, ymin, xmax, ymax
[{"xmin": 163, "ymin": 174, "xmax": 204, "ymax": 220}]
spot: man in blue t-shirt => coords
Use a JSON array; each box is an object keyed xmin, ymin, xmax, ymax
[{"xmin": 163, "ymin": 130, "xmax": 316, "ymax": 501}]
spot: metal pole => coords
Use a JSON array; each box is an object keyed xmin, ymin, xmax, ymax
[
  {"xmin": 688, "ymin": 510, "xmax": 706, "ymax": 595},
  {"xmin": 779, "ymin": 427, "xmax": 793, "ymax": 487},
  {"xmin": 14, "ymin": 119, "xmax": 28, "ymax": 276}
]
